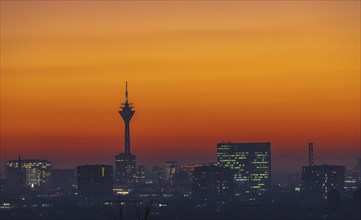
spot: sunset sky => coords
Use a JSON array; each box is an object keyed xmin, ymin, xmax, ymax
[{"xmin": 1, "ymin": 1, "xmax": 360, "ymax": 172}]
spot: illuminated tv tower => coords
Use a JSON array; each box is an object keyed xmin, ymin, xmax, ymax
[
  {"xmin": 119, "ymin": 81, "xmax": 135, "ymax": 154},
  {"xmin": 115, "ymin": 82, "xmax": 136, "ymax": 185}
]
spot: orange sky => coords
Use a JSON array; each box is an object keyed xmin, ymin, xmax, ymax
[{"xmin": 1, "ymin": 1, "xmax": 360, "ymax": 171}]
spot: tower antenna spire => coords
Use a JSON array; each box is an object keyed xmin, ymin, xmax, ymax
[
  {"xmin": 125, "ymin": 81, "xmax": 128, "ymax": 104},
  {"xmin": 308, "ymin": 142, "xmax": 314, "ymax": 166}
]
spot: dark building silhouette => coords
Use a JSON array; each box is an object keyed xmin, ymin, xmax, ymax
[
  {"xmin": 192, "ymin": 165, "xmax": 234, "ymax": 210},
  {"xmin": 357, "ymin": 158, "xmax": 361, "ymax": 184},
  {"xmin": 302, "ymin": 164, "xmax": 345, "ymax": 199},
  {"xmin": 115, "ymin": 82, "xmax": 136, "ymax": 185},
  {"xmin": 136, "ymin": 165, "xmax": 146, "ymax": 184},
  {"xmin": 152, "ymin": 166, "xmax": 165, "ymax": 185},
  {"xmin": 4, "ymin": 154, "xmax": 25, "ymax": 194},
  {"xmin": 77, "ymin": 165, "xmax": 113, "ymax": 207},
  {"xmin": 0, "ymin": 178, "xmax": 8, "ymax": 197},
  {"xmin": 217, "ymin": 142, "xmax": 271, "ymax": 201},
  {"xmin": 51, "ymin": 169, "xmax": 76, "ymax": 191},
  {"xmin": 174, "ymin": 165, "xmax": 196, "ymax": 187}
]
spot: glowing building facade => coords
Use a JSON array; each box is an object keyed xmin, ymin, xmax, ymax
[
  {"xmin": 5, "ymin": 158, "xmax": 51, "ymax": 189},
  {"xmin": 217, "ymin": 142, "xmax": 271, "ymax": 201}
]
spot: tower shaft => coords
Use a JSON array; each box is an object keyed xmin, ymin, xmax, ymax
[{"xmin": 124, "ymin": 123, "xmax": 131, "ymax": 154}]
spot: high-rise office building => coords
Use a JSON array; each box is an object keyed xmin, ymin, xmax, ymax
[
  {"xmin": 301, "ymin": 164, "xmax": 345, "ymax": 199},
  {"xmin": 5, "ymin": 156, "xmax": 51, "ymax": 189},
  {"xmin": 217, "ymin": 142, "xmax": 271, "ymax": 201},
  {"xmin": 192, "ymin": 165, "xmax": 234, "ymax": 209},
  {"xmin": 115, "ymin": 82, "xmax": 136, "ymax": 185},
  {"xmin": 77, "ymin": 165, "xmax": 113, "ymax": 207}
]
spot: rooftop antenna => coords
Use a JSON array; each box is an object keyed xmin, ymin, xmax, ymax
[
  {"xmin": 125, "ymin": 81, "xmax": 128, "ymax": 104},
  {"xmin": 308, "ymin": 142, "xmax": 314, "ymax": 166}
]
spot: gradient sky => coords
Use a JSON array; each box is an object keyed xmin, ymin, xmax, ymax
[{"xmin": 1, "ymin": 1, "xmax": 360, "ymax": 172}]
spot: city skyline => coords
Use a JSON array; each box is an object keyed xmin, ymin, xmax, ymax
[
  {"xmin": 1, "ymin": 80, "xmax": 359, "ymax": 172},
  {"xmin": 1, "ymin": 1, "xmax": 360, "ymax": 172},
  {"xmin": 1, "ymin": 1, "xmax": 360, "ymax": 219}
]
